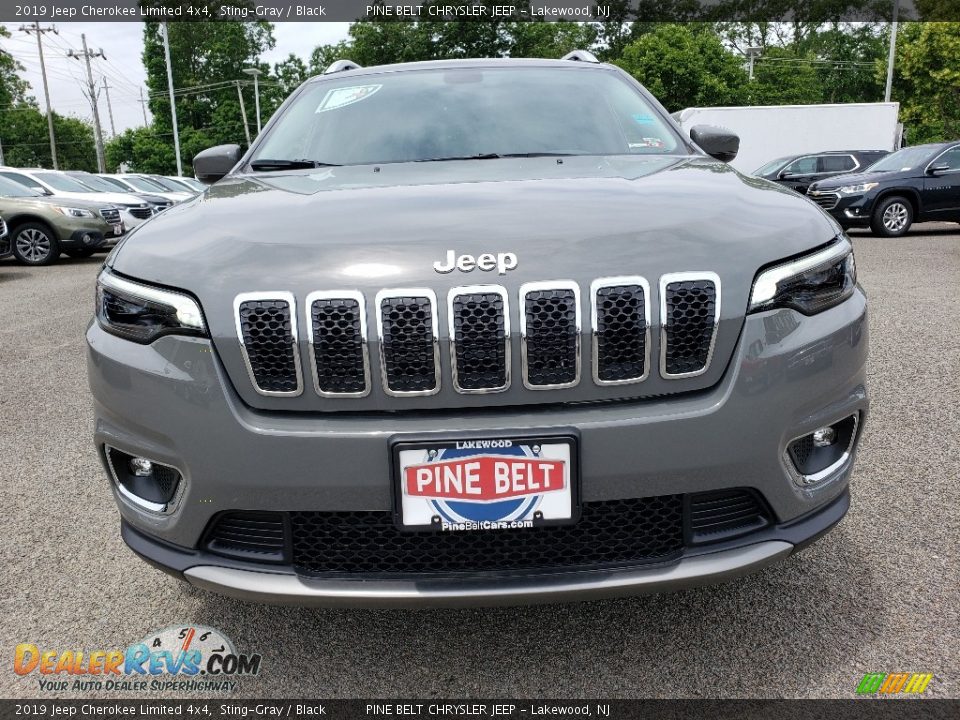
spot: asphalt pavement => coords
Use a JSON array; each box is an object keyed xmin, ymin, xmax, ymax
[{"xmin": 1, "ymin": 224, "xmax": 958, "ymax": 699}]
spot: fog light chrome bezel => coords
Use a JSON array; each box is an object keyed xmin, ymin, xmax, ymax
[
  {"xmin": 104, "ymin": 445, "xmax": 185, "ymax": 516},
  {"xmin": 783, "ymin": 413, "xmax": 860, "ymax": 488}
]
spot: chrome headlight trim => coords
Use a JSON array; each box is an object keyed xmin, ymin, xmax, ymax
[{"xmin": 749, "ymin": 238, "xmax": 854, "ymax": 313}]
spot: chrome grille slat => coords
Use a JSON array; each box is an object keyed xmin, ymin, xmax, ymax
[
  {"xmin": 808, "ymin": 192, "xmax": 839, "ymax": 210},
  {"xmin": 591, "ymin": 277, "xmax": 650, "ymax": 385},
  {"xmin": 234, "ymin": 292, "xmax": 302, "ymax": 397},
  {"xmin": 659, "ymin": 273, "xmax": 720, "ymax": 379},
  {"xmin": 306, "ymin": 291, "xmax": 370, "ymax": 398},
  {"xmin": 375, "ymin": 288, "xmax": 440, "ymax": 396},
  {"xmin": 448, "ymin": 285, "xmax": 510, "ymax": 393},
  {"xmin": 519, "ymin": 281, "xmax": 581, "ymax": 390}
]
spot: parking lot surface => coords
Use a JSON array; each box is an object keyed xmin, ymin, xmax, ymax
[{"xmin": 1, "ymin": 225, "xmax": 958, "ymax": 699}]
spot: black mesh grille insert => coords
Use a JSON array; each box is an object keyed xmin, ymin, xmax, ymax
[
  {"xmin": 663, "ymin": 279, "xmax": 717, "ymax": 376},
  {"xmin": 238, "ymin": 299, "xmax": 299, "ymax": 393},
  {"xmin": 379, "ymin": 295, "xmax": 437, "ymax": 393},
  {"xmin": 523, "ymin": 288, "xmax": 579, "ymax": 387},
  {"xmin": 688, "ymin": 489, "xmax": 770, "ymax": 543},
  {"xmin": 452, "ymin": 291, "xmax": 507, "ymax": 390},
  {"xmin": 310, "ymin": 297, "xmax": 367, "ymax": 395},
  {"xmin": 595, "ymin": 283, "xmax": 647, "ymax": 382},
  {"xmin": 290, "ymin": 496, "xmax": 683, "ymax": 576},
  {"xmin": 205, "ymin": 512, "xmax": 287, "ymax": 563}
]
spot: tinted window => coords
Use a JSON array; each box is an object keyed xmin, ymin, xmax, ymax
[
  {"xmin": 935, "ymin": 146, "xmax": 960, "ymax": 170},
  {"xmin": 253, "ymin": 67, "xmax": 681, "ymax": 166},
  {"xmin": 754, "ymin": 156, "xmax": 792, "ymax": 176},
  {"xmin": 820, "ymin": 155, "xmax": 856, "ymax": 172},
  {"xmin": 0, "ymin": 175, "xmax": 42, "ymax": 197},
  {"xmin": 0, "ymin": 171, "xmax": 42, "ymax": 189},
  {"xmin": 783, "ymin": 157, "xmax": 817, "ymax": 174}
]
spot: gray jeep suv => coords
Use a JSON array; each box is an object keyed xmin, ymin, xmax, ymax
[{"xmin": 87, "ymin": 55, "xmax": 867, "ymax": 607}]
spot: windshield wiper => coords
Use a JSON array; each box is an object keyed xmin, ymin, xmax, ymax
[
  {"xmin": 249, "ymin": 159, "xmax": 341, "ymax": 171},
  {"xmin": 416, "ymin": 152, "xmax": 576, "ymax": 163}
]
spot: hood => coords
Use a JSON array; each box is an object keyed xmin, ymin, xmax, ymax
[
  {"xmin": 111, "ymin": 155, "xmax": 840, "ymax": 412},
  {"xmin": 810, "ymin": 169, "xmax": 903, "ymax": 191},
  {"xmin": 49, "ymin": 189, "xmax": 147, "ymax": 207}
]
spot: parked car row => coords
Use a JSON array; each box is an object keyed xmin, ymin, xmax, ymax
[
  {"xmin": 0, "ymin": 169, "xmax": 203, "ymax": 265},
  {"xmin": 754, "ymin": 141, "xmax": 960, "ymax": 237}
]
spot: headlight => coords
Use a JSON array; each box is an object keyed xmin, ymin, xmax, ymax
[
  {"xmin": 836, "ymin": 182, "xmax": 878, "ymax": 195},
  {"xmin": 55, "ymin": 206, "xmax": 94, "ymax": 218},
  {"xmin": 96, "ymin": 268, "xmax": 207, "ymax": 343},
  {"xmin": 749, "ymin": 238, "xmax": 857, "ymax": 315}
]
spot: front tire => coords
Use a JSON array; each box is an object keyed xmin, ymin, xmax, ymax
[
  {"xmin": 870, "ymin": 196, "xmax": 913, "ymax": 237},
  {"xmin": 12, "ymin": 222, "xmax": 60, "ymax": 265}
]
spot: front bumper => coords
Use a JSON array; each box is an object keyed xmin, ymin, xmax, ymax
[
  {"xmin": 88, "ymin": 290, "xmax": 868, "ymax": 605},
  {"xmin": 818, "ymin": 193, "xmax": 877, "ymax": 228}
]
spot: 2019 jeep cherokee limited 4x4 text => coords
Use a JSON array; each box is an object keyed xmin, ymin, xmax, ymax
[{"xmin": 87, "ymin": 55, "xmax": 867, "ymax": 607}]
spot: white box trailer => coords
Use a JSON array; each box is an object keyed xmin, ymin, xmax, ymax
[{"xmin": 673, "ymin": 102, "xmax": 903, "ymax": 174}]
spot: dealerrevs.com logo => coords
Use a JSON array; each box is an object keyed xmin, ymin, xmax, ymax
[
  {"xmin": 856, "ymin": 673, "xmax": 934, "ymax": 696},
  {"xmin": 14, "ymin": 625, "xmax": 260, "ymax": 693}
]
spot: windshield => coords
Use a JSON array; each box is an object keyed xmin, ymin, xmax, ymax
[
  {"xmin": 865, "ymin": 147, "xmax": 934, "ymax": 172},
  {"xmin": 164, "ymin": 176, "xmax": 199, "ymax": 191},
  {"xmin": 252, "ymin": 66, "xmax": 682, "ymax": 167},
  {"xmin": 69, "ymin": 174, "xmax": 118, "ymax": 192},
  {"xmin": 146, "ymin": 176, "xmax": 184, "ymax": 192},
  {"xmin": 0, "ymin": 175, "xmax": 42, "ymax": 197},
  {"xmin": 123, "ymin": 176, "xmax": 167, "ymax": 192},
  {"xmin": 34, "ymin": 172, "xmax": 97, "ymax": 192},
  {"xmin": 754, "ymin": 156, "xmax": 791, "ymax": 176}
]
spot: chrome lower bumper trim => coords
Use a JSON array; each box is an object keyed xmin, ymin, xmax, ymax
[{"xmin": 183, "ymin": 541, "xmax": 793, "ymax": 608}]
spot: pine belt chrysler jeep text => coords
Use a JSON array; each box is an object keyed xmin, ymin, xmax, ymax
[{"xmin": 86, "ymin": 54, "xmax": 868, "ymax": 607}]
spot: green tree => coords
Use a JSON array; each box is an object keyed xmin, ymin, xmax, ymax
[
  {"xmin": 747, "ymin": 47, "xmax": 822, "ymax": 105},
  {"xmin": 889, "ymin": 22, "xmax": 960, "ymax": 143},
  {"xmin": 614, "ymin": 24, "xmax": 748, "ymax": 111}
]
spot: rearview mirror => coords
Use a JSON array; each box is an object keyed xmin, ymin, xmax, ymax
[
  {"xmin": 690, "ymin": 125, "xmax": 739, "ymax": 163},
  {"xmin": 927, "ymin": 163, "xmax": 950, "ymax": 176},
  {"xmin": 193, "ymin": 144, "xmax": 242, "ymax": 184}
]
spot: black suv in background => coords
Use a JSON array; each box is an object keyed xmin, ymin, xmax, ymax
[
  {"xmin": 807, "ymin": 142, "xmax": 960, "ymax": 237},
  {"xmin": 754, "ymin": 150, "xmax": 889, "ymax": 194}
]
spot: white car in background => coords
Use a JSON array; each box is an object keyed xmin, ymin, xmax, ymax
[
  {"xmin": 101, "ymin": 174, "xmax": 192, "ymax": 203},
  {"xmin": 162, "ymin": 175, "xmax": 205, "ymax": 193},
  {"xmin": 0, "ymin": 168, "xmax": 154, "ymax": 229}
]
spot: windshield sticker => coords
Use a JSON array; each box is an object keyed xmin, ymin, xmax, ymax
[
  {"xmin": 315, "ymin": 84, "xmax": 382, "ymax": 113},
  {"xmin": 632, "ymin": 113, "xmax": 655, "ymax": 124}
]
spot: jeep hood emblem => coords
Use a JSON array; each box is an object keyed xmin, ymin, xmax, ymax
[{"xmin": 433, "ymin": 250, "xmax": 518, "ymax": 275}]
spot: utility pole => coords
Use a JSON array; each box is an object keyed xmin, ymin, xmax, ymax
[
  {"xmin": 235, "ymin": 81, "xmax": 251, "ymax": 145},
  {"xmin": 68, "ymin": 35, "xmax": 106, "ymax": 173},
  {"xmin": 20, "ymin": 22, "xmax": 59, "ymax": 169},
  {"xmin": 160, "ymin": 23, "xmax": 182, "ymax": 176},
  {"xmin": 243, "ymin": 67, "xmax": 262, "ymax": 135},
  {"xmin": 138, "ymin": 87, "xmax": 148, "ymax": 126},
  {"xmin": 102, "ymin": 77, "xmax": 116, "ymax": 136},
  {"xmin": 884, "ymin": 0, "xmax": 900, "ymax": 103}
]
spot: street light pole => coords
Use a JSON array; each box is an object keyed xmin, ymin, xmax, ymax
[
  {"xmin": 161, "ymin": 22, "xmax": 183, "ymax": 176},
  {"xmin": 884, "ymin": 0, "xmax": 900, "ymax": 103},
  {"xmin": 243, "ymin": 67, "xmax": 262, "ymax": 135}
]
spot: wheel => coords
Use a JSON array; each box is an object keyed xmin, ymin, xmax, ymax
[
  {"xmin": 870, "ymin": 196, "xmax": 913, "ymax": 237},
  {"xmin": 12, "ymin": 222, "xmax": 60, "ymax": 265},
  {"xmin": 64, "ymin": 248, "xmax": 95, "ymax": 259}
]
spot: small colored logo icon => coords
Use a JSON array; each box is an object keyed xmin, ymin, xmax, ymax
[{"xmin": 856, "ymin": 673, "xmax": 933, "ymax": 695}]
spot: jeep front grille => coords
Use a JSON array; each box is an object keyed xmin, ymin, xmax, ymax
[
  {"xmin": 660, "ymin": 274, "xmax": 720, "ymax": 378},
  {"xmin": 376, "ymin": 290, "xmax": 440, "ymax": 396},
  {"xmin": 232, "ymin": 276, "xmax": 723, "ymax": 399},
  {"xmin": 307, "ymin": 292, "xmax": 370, "ymax": 397},
  {"xmin": 235, "ymin": 293, "xmax": 302, "ymax": 396},
  {"xmin": 449, "ymin": 286, "xmax": 509, "ymax": 392},
  {"xmin": 520, "ymin": 282, "xmax": 580, "ymax": 389}
]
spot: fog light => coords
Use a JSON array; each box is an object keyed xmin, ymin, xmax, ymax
[
  {"xmin": 82, "ymin": 233, "xmax": 93, "ymax": 244},
  {"xmin": 812, "ymin": 427, "xmax": 836, "ymax": 448},
  {"xmin": 129, "ymin": 457, "xmax": 153, "ymax": 476}
]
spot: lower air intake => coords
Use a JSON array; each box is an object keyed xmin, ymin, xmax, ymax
[{"xmin": 687, "ymin": 489, "xmax": 771, "ymax": 544}]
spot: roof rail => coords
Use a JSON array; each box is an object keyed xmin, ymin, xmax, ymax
[
  {"xmin": 324, "ymin": 59, "xmax": 362, "ymax": 74},
  {"xmin": 561, "ymin": 50, "xmax": 600, "ymax": 63}
]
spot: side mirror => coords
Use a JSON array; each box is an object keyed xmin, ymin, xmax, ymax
[
  {"xmin": 927, "ymin": 163, "xmax": 950, "ymax": 176},
  {"xmin": 193, "ymin": 144, "xmax": 242, "ymax": 184},
  {"xmin": 778, "ymin": 170, "xmax": 795, "ymax": 180},
  {"xmin": 690, "ymin": 124, "xmax": 739, "ymax": 163}
]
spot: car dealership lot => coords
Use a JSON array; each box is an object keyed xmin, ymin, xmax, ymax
[{"xmin": 1, "ymin": 226, "xmax": 957, "ymax": 699}]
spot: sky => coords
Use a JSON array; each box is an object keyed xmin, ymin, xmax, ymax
[{"xmin": 1, "ymin": 22, "xmax": 350, "ymax": 136}]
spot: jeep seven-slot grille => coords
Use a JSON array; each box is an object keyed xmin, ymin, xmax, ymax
[
  {"xmin": 237, "ymin": 297, "xmax": 300, "ymax": 394},
  {"xmin": 522, "ymin": 286, "xmax": 579, "ymax": 388},
  {"xmin": 234, "ymin": 277, "xmax": 722, "ymax": 398},
  {"xmin": 662, "ymin": 277, "xmax": 718, "ymax": 377},
  {"xmin": 594, "ymin": 282, "xmax": 648, "ymax": 383},
  {"xmin": 309, "ymin": 295, "xmax": 368, "ymax": 396},
  {"xmin": 451, "ymin": 290, "xmax": 508, "ymax": 391},
  {"xmin": 378, "ymin": 294, "xmax": 438, "ymax": 394}
]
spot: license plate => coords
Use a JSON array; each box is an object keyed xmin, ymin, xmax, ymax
[
  {"xmin": 394, "ymin": 436, "xmax": 577, "ymax": 531},
  {"xmin": 113, "ymin": 224, "xmax": 124, "ymax": 236}
]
